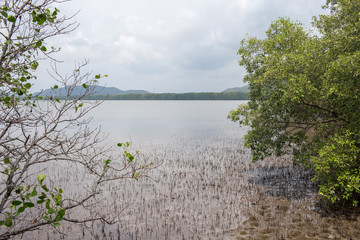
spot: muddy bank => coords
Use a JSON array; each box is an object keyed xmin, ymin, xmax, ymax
[{"xmin": 21, "ymin": 125, "xmax": 360, "ymax": 239}]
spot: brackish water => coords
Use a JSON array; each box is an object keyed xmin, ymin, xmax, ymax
[{"xmin": 29, "ymin": 101, "xmax": 359, "ymax": 239}]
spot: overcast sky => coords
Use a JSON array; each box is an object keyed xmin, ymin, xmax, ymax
[{"xmin": 34, "ymin": 0, "xmax": 327, "ymax": 93}]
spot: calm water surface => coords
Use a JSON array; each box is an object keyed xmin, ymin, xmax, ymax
[
  {"xmin": 89, "ymin": 100, "xmax": 246, "ymax": 143},
  {"xmin": 31, "ymin": 100, "xmax": 359, "ymax": 239}
]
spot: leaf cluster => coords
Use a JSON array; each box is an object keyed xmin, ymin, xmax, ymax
[{"xmin": 230, "ymin": 0, "xmax": 360, "ymax": 204}]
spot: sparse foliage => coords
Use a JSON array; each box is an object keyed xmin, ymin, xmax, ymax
[{"xmin": 0, "ymin": 1, "xmax": 154, "ymax": 238}]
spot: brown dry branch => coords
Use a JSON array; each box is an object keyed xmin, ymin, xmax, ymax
[{"xmin": 0, "ymin": 63, "xmax": 156, "ymax": 239}]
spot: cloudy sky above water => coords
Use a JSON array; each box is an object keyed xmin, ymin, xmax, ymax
[{"xmin": 34, "ymin": 0, "xmax": 327, "ymax": 93}]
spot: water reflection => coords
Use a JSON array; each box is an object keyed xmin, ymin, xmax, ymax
[
  {"xmin": 89, "ymin": 100, "xmax": 245, "ymax": 142},
  {"xmin": 27, "ymin": 100, "xmax": 360, "ymax": 239}
]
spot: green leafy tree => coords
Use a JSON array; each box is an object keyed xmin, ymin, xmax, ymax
[
  {"xmin": 0, "ymin": 1, "xmax": 154, "ymax": 239},
  {"xmin": 229, "ymin": 0, "xmax": 360, "ymax": 205}
]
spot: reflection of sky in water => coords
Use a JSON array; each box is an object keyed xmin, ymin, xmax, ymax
[{"xmin": 88, "ymin": 100, "xmax": 247, "ymax": 144}]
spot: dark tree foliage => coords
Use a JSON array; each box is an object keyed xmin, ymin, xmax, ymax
[{"xmin": 229, "ymin": 0, "xmax": 360, "ymax": 206}]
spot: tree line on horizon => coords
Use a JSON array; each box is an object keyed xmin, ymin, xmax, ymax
[{"xmin": 79, "ymin": 91, "xmax": 249, "ymax": 100}]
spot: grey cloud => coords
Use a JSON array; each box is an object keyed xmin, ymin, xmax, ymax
[{"xmin": 33, "ymin": 0, "xmax": 326, "ymax": 93}]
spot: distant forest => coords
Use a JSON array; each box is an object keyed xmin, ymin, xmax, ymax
[{"xmin": 83, "ymin": 91, "xmax": 249, "ymax": 100}]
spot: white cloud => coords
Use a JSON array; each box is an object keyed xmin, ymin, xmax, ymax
[{"xmin": 33, "ymin": 0, "xmax": 327, "ymax": 92}]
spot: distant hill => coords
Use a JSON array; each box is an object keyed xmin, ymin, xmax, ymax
[
  {"xmin": 84, "ymin": 92, "xmax": 248, "ymax": 100},
  {"xmin": 36, "ymin": 85, "xmax": 149, "ymax": 97},
  {"xmin": 223, "ymin": 85, "xmax": 249, "ymax": 93},
  {"xmin": 34, "ymin": 85, "xmax": 250, "ymax": 100}
]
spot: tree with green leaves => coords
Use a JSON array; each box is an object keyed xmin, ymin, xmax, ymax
[
  {"xmin": 0, "ymin": 1, "xmax": 154, "ymax": 238},
  {"xmin": 229, "ymin": 0, "xmax": 360, "ymax": 206}
]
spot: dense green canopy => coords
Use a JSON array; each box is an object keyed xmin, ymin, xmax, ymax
[{"xmin": 229, "ymin": 0, "xmax": 360, "ymax": 205}]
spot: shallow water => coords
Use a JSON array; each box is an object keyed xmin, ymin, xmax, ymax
[{"xmin": 19, "ymin": 101, "xmax": 360, "ymax": 239}]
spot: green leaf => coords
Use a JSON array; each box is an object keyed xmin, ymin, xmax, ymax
[
  {"xmin": 0, "ymin": 11, "xmax": 8, "ymax": 18},
  {"xmin": 82, "ymin": 83, "xmax": 88, "ymax": 89},
  {"xmin": 47, "ymin": 208, "xmax": 55, "ymax": 214},
  {"xmin": 58, "ymin": 208, "xmax": 65, "ymax": 217},
  {"xmin": 95, "ymin": 74, "xmax": 101, "ymax": 79},
  {"xmin": 7, "ymin": 15, "xmax": 15, "ymax": 22},
  {"xmin": 30, "ymin": 62, "xmax": 39, "ymax": 70},
  {"xmin": 24, "ymin": 202, "xmax": 35, "ymax": 208},
  {"xmin": 53, "ymin": 222, "xmax": 60, "ymax": 227},
  {"xmin": 3, "ymin": 157, "xmax": 10, "ymax": 164},
  {"xmin": 12, "ymin": 200, "xmax": 22, "ymax": 206},
  {"xmin": 30, "ymin": 189, "xmax": 38, "ymax": 197},
  {"xmin": 37, "ymin": 199, "xmax": 45, "ymax": 204},
  {"xmin": 38, "ymin": 193, "xmax": 46, "ymax": 200},
  {"xmin": 38, "ymin": 174, "xmax": 46, "ymax": 185},
  {"xmin": 17, "ymin": 207, "xmax": 25, "ymax": 213},
  {"xmin": 5, "ymin": 218, "xmax": 12, "ymax": 227},
  {"xmin": 40, "ymin": 46, "xmax": 47, "ymax": 52},
  {"xmin": 42, "ymin": 185, "xmax": 49, "ymax": 192}
]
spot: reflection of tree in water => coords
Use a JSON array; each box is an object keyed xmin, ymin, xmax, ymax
[{"xmin": 247, "ymin": 166, "xmax": 318, "ymax": 200}]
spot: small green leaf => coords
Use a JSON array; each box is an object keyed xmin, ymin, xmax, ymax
[
  {"xmin": 12, "ymin": 200, "xmax": 22, "ymax": 206},
  {"xmin": 38, "ymin": 174, "xmax": 46, "ymax": 185},
  {"xmin": 5, "ymin": 218, "xmax": 12, "ymax": 227},
  {"xmin": 42, "ymin": 185, "xmax": 49, "ymax": 192},
  {"xmin": 17, "ymin": 207, "xmax": 25, "ymax": 213},
  {"xmin": 82, "ymin": 83, "xmax": 87, "ymax": 89},
  {"xmin": 53, "ymin": 222, "xmax": 60, "ymax": 227},
  {"xmin": 58, "ymin": 208, "xmax": 65, "ymax": 217},
  {"xmin": 37, "ymin": 199, "xmax": 45, "ymax": 204},
  {"xmin": 40, "ymin": 46, "xmax": 47, "ymax": 51},
  {"xmin": 30, "ymin": 189, "xmax": 38, "ymax": 197},
  {"xmin": 47, "ymin": 208, "xmax": 55, "ymax": 214},
  {"xmin": 38, "ymin": 193, "xmax": 46, "ymax": 200},
  {"xmin": 7, "ymin": 15, "xmax": 16, "ymax": 22},
  {"xmin": 24, "ymin": 202, "xmax": 35, "ymax": 208},
  {"xmin": 30, "ymin": 62, "xmax": 39, "ymax": 70},
  {"xmin": 95, "ymin": 74, "xmax": 101, "ymax": 79},
  {"xmin": 45, "ymin": 199, "xmax": 51, "ymax": 209},
  {"xmin": 3, "ymin": 157, "xmax": 10, "ymax": 164},
  {"xmin": 0, "ymin": 11, "xmax": 8, "ymax": 17}
]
